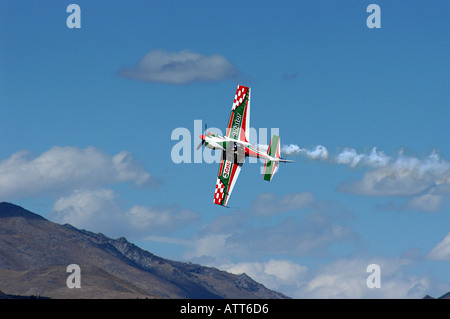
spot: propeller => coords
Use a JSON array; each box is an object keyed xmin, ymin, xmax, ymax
[
  {"xmin": 196, "ymin": 139, "xmax": 205, "ymax": 150},
  {"xmin": 196, "ymin": 123, "xmax": 207, "ymax": 150}
]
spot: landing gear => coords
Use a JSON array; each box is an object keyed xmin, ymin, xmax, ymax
[{"xmin": 223, "ymin": 142, "xmax": 245, "ymax": 165}]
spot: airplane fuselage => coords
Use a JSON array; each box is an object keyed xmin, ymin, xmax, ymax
[
  {"xmin": 200, "ymin": 132, "xmax": 280, "ymax": 162},
  {"xmin": 198, "ymin": 84, "xmax": 293, "ymax": 206}
]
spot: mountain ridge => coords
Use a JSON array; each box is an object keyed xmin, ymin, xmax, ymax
[
  {"xmin": 0, "ymin": 202, "xmax": 288, "ymax": 299},
  {"xmin": 423, "ymin": 292, "xmax": 450, "ymax": 299}
]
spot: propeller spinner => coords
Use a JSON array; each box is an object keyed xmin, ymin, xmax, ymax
[{"xmin": 196, "ymin": 123, "xmax": 207, "ymax": 150}]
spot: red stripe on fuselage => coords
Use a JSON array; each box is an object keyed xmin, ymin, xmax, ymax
[
  {"xmin": 226, "ymin": 112, "xmax": 234, "ymax": 137},
  {"xmin": 245, "ymin": 146, "xmax": 260, "ymax": 158},
  {"xmin": 219, "ymin": 159, "xmax": 224, "ymax": 175},
  {"xmin": 240, "ymin": 98, "xmax": 248, "ymax": 142}
]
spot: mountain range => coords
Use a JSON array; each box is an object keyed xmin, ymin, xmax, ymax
[
  {"xmin": 0, "ymin": 202, "xmax": 288, "ymax": 299},
  {"xmin": 423, "ymin": 292, "xmax": 450, "ymax": 299}
]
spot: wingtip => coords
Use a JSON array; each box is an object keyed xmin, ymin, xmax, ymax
[{"xmin": 213, "ymin": 202, "xmax": 231, "ymax": 208}]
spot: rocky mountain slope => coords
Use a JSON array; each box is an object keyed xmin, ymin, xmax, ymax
[{"xmin": 0, "ymin": 202, "xmax": 288, "ymax": 299}]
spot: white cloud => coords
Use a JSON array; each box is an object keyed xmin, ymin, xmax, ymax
[
  {"xmin": 243, "ymin": 143, "xmax": 449, "ymax": 212},
  {"xmin": 118, "ymin": 49, "xmax": 238, "ymax": 85},
  {"xmin": 427, "ymin": 232, "xmax": 450, "ymax": 261},
  {"xmin": 128, "ymin": 205, "xmax": 199, "ymax": 234},
  {"xmin": 222, "ymin": 259, "xmax": 308, "ymax": 294},
  {"xmin": 301, "ymin": 257, "xmax": 430, "ymax": 299},
  {"xmin": 220, "ymin": 257, "xmax": 432, "ymax": 299},
  {"xmin": 405, "ymin": 194, "xmax": 443, "ymax": 212},
  {"xmin": 334, "ymin": 147, "xmax": 390, "ymax": 168},
  {"xmin": 50, "ymin": 188, "xmax": 200, "ymax": 238},
  {"xmin": 0, "ymin": 146, "xmax": 156, "ymax": 200},
  {"xmin": 183, "ymin": 193, "xmax": 357, "ymax": 261},
  {"xmin": 338, "ymin": 150, "xmax": 450, "ymax": 202},
  {"xmin": 331, "ymin": 148, "xmax": 450, "ymax": 212},
  {"xmin": 250, "ymin": 192, "xmax": 315, "ymax": 216},
  {"xmin": 51, "ymin": 188, "xmax": 123, "ymax": 233},
  {"xmin": 183, "ymin": 234, "xmax": 232, "ymax": 261}
]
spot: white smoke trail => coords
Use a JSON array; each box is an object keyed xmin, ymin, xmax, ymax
[
  {"xmin": 258, "ymin": 144, "xmax": 329, "ymax": 161},
  {"xmin": 278, "ymin": 144, "xmax": 390, "ymax": 168},
  {"xmin": 261, "ymin": 143, "xmax": 448, "ymax": 185},
  {"xmin": 281, "ymin": 144, "xmax": 329, "ymax": 161}
]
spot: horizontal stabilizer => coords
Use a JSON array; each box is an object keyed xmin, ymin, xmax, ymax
[{"xmin": 263, "ymin": 159, "xmax": 279, "ymax": 181}]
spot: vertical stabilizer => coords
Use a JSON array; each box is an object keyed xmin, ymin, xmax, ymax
[{"xmin": 263, "ymin": 135, "xmax": 280, "ymax": 181}]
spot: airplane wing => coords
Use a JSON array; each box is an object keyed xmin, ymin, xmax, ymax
[
  {"xmin": 225, "ymin": 85, "xmax": 251, "ymax": 143},
  {"xmin": 213, "ymin": 158, "xmax": 242, "ymax": 206},
  {"xmin": 214, "ymin": 85, "xmax": 249, "ymax": 206}
]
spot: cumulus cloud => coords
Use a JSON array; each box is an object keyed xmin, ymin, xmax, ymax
[
  {"xmin": 50, "ymin": 188, "xmax": 200, "ymax": 238},
  {"xmin": 337, "ymin": 149, "xmax": 450, "ymax": 198},
  {"xmin": 118, "ymin": 49, "xmax": 239, "ymax": 85},
  {"xmin": 222, "ymin": 259, "xmax": 308, "ymax": 295},
  {"xmin": 334, "ymin": 149, "xmax": 450, "ymax": 212},
  {"xmin": 404, "ymin": 194, "xmax": 443, "ymax": 212},
  {"xmin": 51, "ymin": 188, "xmax": 123, "ymax": 233},
  {"xmin": 230, "ymin": 216, "xmax": 355, "ymax": 257},
  {"xmin": 0, "ymin": 146, "xmax": 156, "ymax": 200},
  {"xmin": 221, "ymin": 257, "xmax": 432, "ymax": 299},
  {"xmin": 183, "ymin": 234, "xmax": 232, "ymax": 261},
  {"xmin": 183, "ymin": 192, "xmax": 357, "ymax": 262},
  {"xmin": 250, "ymin": 192, "xmax": 315, "ymax": 216},
  {"xmin": 181, "ymin": 215, "xmax": 438, "ymax": 299},
  {"xmin": 301, "ymin": 257, "xmax": 431, "ymax": 299},
  {"xmin": 258, "ymin": 143, "xmax": 449, "ymax": 212},
  {"xmin": 128, "ymin": 205, "xmax": 200, "ymax": 234},
  {"xmin": 335, "ymin": 147, "xmax": 390, "ymax": 168},
  {"xmin": 427, "ymin": 232, "xmax": 450, "ymax": 261}
]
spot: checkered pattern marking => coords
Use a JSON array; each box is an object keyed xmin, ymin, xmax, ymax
[
  {"xmin": 231, "ymin": 85, "xmax": 249, "ymax": 111},
  {"xmin": 213, "ymin": 177, "xmax": 226, "ymax": 204}
]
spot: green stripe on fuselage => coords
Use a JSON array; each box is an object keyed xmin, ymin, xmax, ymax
[{"xmin": 217, "ymin": 158, "xmax": 232, "ymax": 204}]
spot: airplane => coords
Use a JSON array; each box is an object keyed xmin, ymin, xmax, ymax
[{"xmin": 197, "ymin": 85, "xmax": 294, "ymax": 207}]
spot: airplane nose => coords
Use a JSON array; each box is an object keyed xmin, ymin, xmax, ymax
[{"xmin": 196, "ymin": 135, "xmax": 206, "ymax": 150}]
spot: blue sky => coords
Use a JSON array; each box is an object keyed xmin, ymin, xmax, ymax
[{"xmin": 1, "ymin": 1, "xmax": 449, "ymax": 298}]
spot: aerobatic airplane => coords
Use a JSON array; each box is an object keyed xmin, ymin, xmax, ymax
[{"xmin": 197, "ymin": 85, "xmax": 293, "ymax": 206}]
